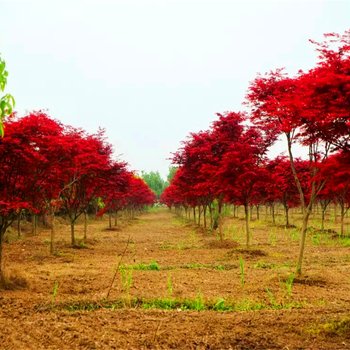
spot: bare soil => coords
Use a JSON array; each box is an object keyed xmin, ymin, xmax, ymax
[{"xmin": 1, "ymin": 209, "xmax": 350, "ymax": 349}]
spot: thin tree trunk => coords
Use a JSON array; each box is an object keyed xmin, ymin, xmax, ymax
[
  {"xmin": 198, "ymin": 206, "xmax": 202, "ymax": 226},
  {"xmin": 203, "ymin": 205, "xmax": 207, "ymax": 229},
  {"xmin": 256, "ymin": 205, "xmax": 260, "ymax": 221},
  {"xmin": 17, "ymin": 211, "xmax": 22, "ymax": 238},
  {"xmin": 271, "ymin": 204, "xmax": 276, "ymax": 225},
  {"xmin": 244, "ymin": 203, "xmax": 250, "ymax": 247},
  {"xmin": 284, "ymin": 204, "xmax": 289, "ymax": 226},
  {"xmin": 70, "ymin": 221, "xmax": 76, "ymax": 246},
  {"xmin": 340, "ymin": 201, "xmax": 345, "ymax": 237},
  {"xmin": 250, "ymin": 205, "xmax": 253, "ymax": 221},
  {"xmin": 296, "ymin": 207, "xmax": 312, "ymax": 275},
  {"xmin": 50, "ymin": 209, "xmax": 55, "ymax": 254},
  {"xmin": 109, "ymin": 211, "xmax": 112, "ymax": 229},
  {"xmin": 218, "ymin": 200, "xmax": 223, "ymax": 241},
  {"xmin": 32, "ymin": 214, "xmax": 38, "ymax": 235},
  {"xmin": 193, "ymin": 207, "xmax": 196, "ymax": 224},
  {"xmin": 209, "ymin": 204, "xmax": 213, "ymax": 230},
  {"xmin": 84, "ymin": 211, "xmax": 88, "ymax": 241},
  {"xmin": 334, "ymin": 203, "xmax": 338, "ymax": 223},
  {"xmin": 114, "ymin": 211, "xmax": 118, "ymax": 226}
]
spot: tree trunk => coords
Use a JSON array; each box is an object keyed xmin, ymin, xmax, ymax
[
  {"xmin": 271, "ymin": 204, "xmax": 275, "ymax": 225},
  {"xmin": 334, "ymin": 203, "xmax": 338, "ymax": 223},
  {"xmin": 284, "ymin": 204, "xmax": 289, "ymax": 227},
  {"xmin": 209, "ymin": 204, "xmax": 213, "ymax": 231},
  {"xmin": 233, "ymin": 205, "xmax": 237, "ymax": 218},
  {"xmin": 244, "ymin": 203, "xmax": 250, "ymax": 247},
  {"xmin": 321, "ymin": 208, "xmax": 326, "ymax": 231},
  {"xmin": 84, "ymin": 211, "xmax": 88, "ymax": 241},
  {"xmin": 193, "ymin": 207, "xmax": 196, "ymax": 224},
  {"xmin": 296, "ymin": 208, "xmax": 311, "ymax": 275},
  {"xmin": 70, "ymin": 221, "xmax": 76, "ymax": 246},
  {"xmin": 218, "ymin": 201, "xmax": 223, "ymax": 241},
  {"xmin": 340, "ymin": 201, "xmax": 345, "ymax": 237},
  {"xmin": 250, "ymin": 205, "xmax": 253, "ymax": 221},
  {"xmin": 32, "ymin": 214, "xmax": 38, "ymax": 235},
  {"xmin": 198, "ymin": 206, "xmax": 202, "ymax": 226},
  {"xmin": 17, "ymin": 211, "xmax": 22, "ymax": 238},
  {"xmin": 256, "ymin": 205, "xmax": 260, "ymax": 221},
  {"xmin": 203, "ymin": 205, "xmax": 207, "ymax": 229},
  {"xmin": 50, "ymin": 210, "xmax": 55, "ymax": 255},
  {"xmin": 109, "ymin": 211, "xmax": 112, "ymax": 229},
  {"xmin": 114, "ymin": 211, "xmax": 118, "ymax": 227}
]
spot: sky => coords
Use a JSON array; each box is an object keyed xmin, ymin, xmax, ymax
[{"xmin": 1, "ymin": 0, "xmax": 349, "ymax": 179}]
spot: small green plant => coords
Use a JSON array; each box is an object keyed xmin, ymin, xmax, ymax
[
  {"xmin": 234, "ymin": 298, "xmax": 265, "ymax": 311},
  {"xmin": 213, "ymin": 297, "xmax": 232, "ymax": 311},
  {"xmin": 239, "ymin": 256, "xmax": 245, "ymax": 287},
  {"xmin": 149, "ymin": 260, "xmax": 160, "ymax": 270},
  {"xmin": 285, "ymin": 273, "xmax": 295, "ymax": 297},
  {"xmin": 194, "ymin": 292, "xmax": 205, "ymax": 311},
  {"xmin": 290, "ymin": 228, "xmax": 299, "ymax": 241},
  {"xmin": 119, "ymin": 266, "xmax": 133, "ymax": 306},
  {"xmin": 52, "ymin": 280, "xmax": 59, "ymax": 307},
  {"xmin": 120, "ymin": 261, "xmax": 160, "ymax": 271},
  {"xmin": 311, "ymin": 233, "xmax": 321, "ymax": 246},
  {"xmin": 265, "ymin": 287, "xmax": 278, "ymax": 307},
  {"xmin": 339, "ymin": 236, "xmax": 350, "ymax": 247}
]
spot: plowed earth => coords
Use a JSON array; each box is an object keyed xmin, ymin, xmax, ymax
[{"xmin": 0, "ymin": 209, "xmax": 350, "ymax": 349}]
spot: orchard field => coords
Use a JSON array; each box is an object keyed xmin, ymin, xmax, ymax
[
  {"xmin": 1, "ymin": 26, "xmax": 350, "ymax": 350},
  {"xmin": 0, "ymin": 207, "xmax": 349, "ymax": 349}
]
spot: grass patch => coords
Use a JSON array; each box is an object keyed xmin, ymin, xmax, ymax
[
  {"xmin": 57, "ymin": 296, "xmax": 304, "ymax": 313},
  {"xmin": 120, "ymin": 261, "xmax": 160, "ymax": 271},
  {"xmin": 309, "ymin": 317, "xmax": 350, "ymax": 336}
]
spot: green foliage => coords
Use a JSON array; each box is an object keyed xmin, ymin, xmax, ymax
[
  {"xmin": 166, "ymin": 166, "xmax": 177, "ymax": 184},
  {"xmin": 141, "ymin": 170, "xmax": 167, "ymax": 198},
  {"xmin": 0, "ymin": 56, "xmax": 15, "ymax": 136}
]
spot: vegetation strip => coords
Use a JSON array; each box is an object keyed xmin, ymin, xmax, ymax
[
  {"xmin": 45, "ymin": 297, "xmax": 305, "ymax": 313},
  {"xmin": 119, "ymin": 261, "xmax": 235, "ymax": 271}
]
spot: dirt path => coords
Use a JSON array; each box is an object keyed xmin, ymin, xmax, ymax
[{"xmin": 0, "ymin": 209, "xmax": 349, "ymax": 349}]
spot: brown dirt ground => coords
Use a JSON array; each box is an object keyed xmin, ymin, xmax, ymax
[{"xmin": 0, "ymin": 208, "xmax": 350, "ymax": 349}]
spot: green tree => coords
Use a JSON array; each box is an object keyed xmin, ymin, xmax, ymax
[
  {"xmin": 141, "ymin": 171, "xmax": 166, "ymax": 199},
  {"xmin": 166, "ymin": 166, "xmax": 177, "ymax": 185},
  {"xmin": 0, "ymin": 56, "xmax": 15, "ymax": 136}
]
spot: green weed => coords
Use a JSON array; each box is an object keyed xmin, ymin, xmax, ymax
[
  {"xmin": 119, "ymin": 266, "xmax": 133, "ymax": 305},
  {"xmin": 120, "ymin": 261, "xmax": 160, "ymax": 271},
  {"xmin": 285, "ymin": 273, "xmax": 295, "ymax": 297}
]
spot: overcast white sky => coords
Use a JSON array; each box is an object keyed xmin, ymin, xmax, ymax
[{"xmin": 1, "ymin": 0, "xmax": 349, "ymax": 178}]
